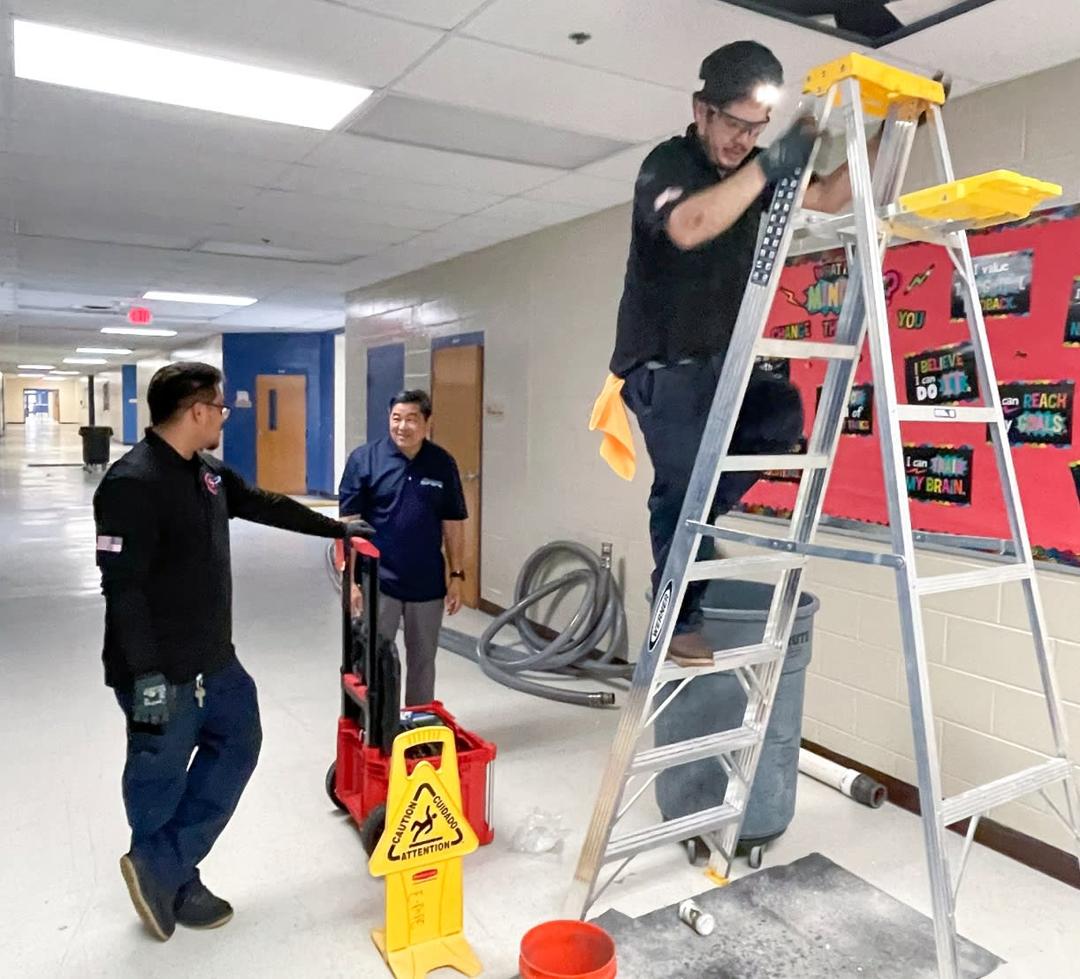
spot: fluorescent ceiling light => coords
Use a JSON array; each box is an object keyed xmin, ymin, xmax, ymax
[
  {"xmin": 64, "ymin": 356, "xmax": 108, "ymax": 365},
  {"xmin": 143, "ymin": 291, "xmax": 258, "ymax": 306},
  {"xmin": 170, "ymin": 349, "xmax": 204, "ymax": 358},
  {"xmin": 76, "ymin": 346, "xmax": 132, "ymax": 355},
  {"xmin": 13, "ymin": 20, "xmax": 372, "ymax": 130},
  {"xmin": 102, "ymin": 327, "xmax": 179, "ymax": 337},
  {"xmin": 50, "ymin": 370, "xmax": 80, "ymax": 376},
  {"xmin": 17, "ymin": 372, "xmax": 44, "ymax": 378},
  {"xmin": 17, "ymin": 363, "xmax": 54, "ymax": 370}
]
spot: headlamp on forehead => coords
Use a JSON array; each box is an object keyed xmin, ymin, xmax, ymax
[{"xmin": 753, "ymin": 82, "xmax": 782, "ymax": 108}]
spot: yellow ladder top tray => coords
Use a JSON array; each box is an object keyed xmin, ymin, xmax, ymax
[{"xmin": 898, "ymin": 170, "xmax": 1061, "ymax": 228}]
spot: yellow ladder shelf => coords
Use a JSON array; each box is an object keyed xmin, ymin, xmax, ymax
[
  {"xmin": 804, "ymin": 52, "xmax": 946, "ymax": 116},
  {"xmin": 898, "ymin": 170, "xmax": 1061, "ymax": 230}
]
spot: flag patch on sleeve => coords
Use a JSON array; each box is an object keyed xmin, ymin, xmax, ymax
[{"xmin": 96, "ymin": 535, "xmax": 123, "ymax": 553}]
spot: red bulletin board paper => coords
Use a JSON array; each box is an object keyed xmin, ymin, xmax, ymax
[{"xmin": 741, "ymin": 204, "xmax": 1080, "ymax": 566}]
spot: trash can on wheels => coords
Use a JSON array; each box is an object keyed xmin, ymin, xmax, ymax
[
  {"xmin": 78, "ymin": 426, "xmax": 113, "ymax": 471},
  {"xmin": 654, "ymin": 579, "xmax": 820, "ymax": 869}
]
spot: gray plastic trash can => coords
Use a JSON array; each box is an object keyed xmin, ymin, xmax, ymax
[{"xmin": 654, "ymin": 580, "xmax": 819, "ymax": 865}]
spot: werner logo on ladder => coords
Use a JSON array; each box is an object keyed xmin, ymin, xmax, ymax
[{"xmin": 576, "ymin": 51, "xmax": 1080, "ymax": 979}]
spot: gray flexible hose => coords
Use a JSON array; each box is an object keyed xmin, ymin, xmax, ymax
[
  {"xmin": 474, "ymin": 541, "xmax": 631, "ymax": 708},
  {"xmin": 327, "ymin": 539, "xmax": 631, "ymax": 708}
]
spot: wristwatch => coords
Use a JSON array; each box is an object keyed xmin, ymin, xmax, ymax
[{"xmin": 449, "ymin": 570, "xmax": 466, "ymax": 581}]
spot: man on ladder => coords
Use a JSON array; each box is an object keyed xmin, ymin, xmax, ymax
[
  {"xmin": 581, "ymin": 46, "xmax": 1079, "ymax": 979},
  {"xmin": 609, "ymin": 40, "xmax": 871, "ymax": 665}
]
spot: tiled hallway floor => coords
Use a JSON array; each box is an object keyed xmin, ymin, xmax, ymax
[{"xmin": 2, "ymin": 422, "xmax": 1078, "ymax": 978}]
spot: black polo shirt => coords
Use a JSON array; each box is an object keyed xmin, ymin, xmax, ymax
[
  {"xmin": 94, "ymin": 430, "xmax": 346, "ymax": 689},
  {"xmin": 610, "ymin": 126, "xmax": 772, "ymax": 376},
  {"xmin": 338, "ymin": 437, "xmax": 468, "ymax": 603}
]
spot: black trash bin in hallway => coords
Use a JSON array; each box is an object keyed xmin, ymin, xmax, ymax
[
  {"xmin": 78, "ymin": 426, "xmax": 113, "ymax": 468},
  {"xmin": 654, "ymin": 579, "xmax": 820, "ymax": 868}
]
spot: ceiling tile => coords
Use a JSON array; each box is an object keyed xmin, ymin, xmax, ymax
[
  {"xmin": 883, "ymin": 0, "xmax": 1080, "ymax": 86},
  {"xmin": 477, "ymin": 197, "xmax": 594, "ymax": 226},
  {"xmin": 302, "ymin": 133, "xmax": 562, "ymax": 196},
  {"xmin": 394, "ymin": 37, "xmax": 689, "ymax": 142},
  {"xmin": 15, "ymin": 0, "xmax": 443, "ymax": 88},
  {"xmin": 523, "ymin": 173, "xmax": 631, "ymax": 208},
  {"xmin": 338, "ymin": 0, "xmax": 487, "ymax": 31},
  {"xmin": 463, "ymin": 0, "xmax": 852, "ymax": 90},
  {"xmin": 9, "ymin": 83, "xmax": 323, "ymax": 165},
  {"xmin": 245, "ymin": 189, "xmax": 457, "ymax": 232},
  {"xmin": 196, "ymin": 240, "xmax": 365, "ymax": 266},
  {"xmin": 210, "ymin": 304, "xmax": 342, "ymax": 329},
  {"xmin": 17, "ymin": 217, "xmax": 201, "ymax": 252},
  {"xmin": 353, "ymin": 94, "xmax": 634, "ymax": 168},
  {"xmin": 579, "ymin": 142, "xmax": 656, "ymax": 182},
  {"xmin": 272, "ymin": 164, "xmax": 504, "ymax": 215}
]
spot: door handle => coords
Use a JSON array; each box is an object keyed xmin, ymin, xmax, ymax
[{"xmin": 463, "ymin": 472, "xmax": 479, "ymax": 481}]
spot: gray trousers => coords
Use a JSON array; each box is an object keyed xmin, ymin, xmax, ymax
[{"xmin": 377, "ymin": 593, "xmax": 445, "ymax": 706}]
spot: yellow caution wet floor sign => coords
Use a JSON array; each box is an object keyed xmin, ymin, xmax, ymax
[{"xmin": 368, "ymin": 726, "xmax": 482, "ymax": 979}]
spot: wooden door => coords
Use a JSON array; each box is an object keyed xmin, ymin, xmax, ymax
[
  {"xmin": 256, "ymin": 374, "xmax": 307, "ymax": 494},
  {"xmin": 430, "ymin": 343, "xmax": 483, "ymax": 608}
]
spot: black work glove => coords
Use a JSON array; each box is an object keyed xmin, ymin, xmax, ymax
[
  {"xmin": 918, "ymin": 71, "xmax": 952, "ymax": 127},
  {"xmin": 342, "ymin": 519, "xmax": 375, "ymax": 540},
  {"xmin": 131, "ymin": 672, "xmax": 172, "ymax": 727},
  {"xmin": 758, "ymin": 114, "xmax": 817, "ymax": 184}
]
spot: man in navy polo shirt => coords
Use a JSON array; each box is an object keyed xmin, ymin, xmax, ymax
[{"xmin": 338, "ymin": 389, "xmax": 468, "ymax": 705}]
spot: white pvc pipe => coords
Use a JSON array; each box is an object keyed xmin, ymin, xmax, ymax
[{"xmin": 799, "ymin": 748, "xmax": 887, "ymax": 808}]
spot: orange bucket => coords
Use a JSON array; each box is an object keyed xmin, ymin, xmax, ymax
[{"xmin": 519, "ymin": 920, "xmax": 617, "ymax": 979}]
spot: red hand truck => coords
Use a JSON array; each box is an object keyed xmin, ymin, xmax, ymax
[{"xmin": 324, "ymin": 533, "xmax": 496, "ymax": 854}]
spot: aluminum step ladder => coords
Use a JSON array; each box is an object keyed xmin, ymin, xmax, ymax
[{"xmin": 569, "ymin": 52, "xmax": 1080, "ymax": 979}]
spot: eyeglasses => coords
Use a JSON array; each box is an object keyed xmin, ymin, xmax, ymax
[
  {"xmin": 706, "ymin": 105, "xmax": 770, "ymax": 139},
  {"xmin": 194, "ymin": 400, "xmax": 231, "ymax": 421}
]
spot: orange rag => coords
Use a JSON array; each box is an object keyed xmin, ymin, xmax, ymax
[{"xmin": 588, "ymin": 373, "xmax": 636, "ymax": 481}]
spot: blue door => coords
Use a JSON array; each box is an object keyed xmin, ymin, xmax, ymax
[{"xmin": 366, "ymin": 343, "xmax": 405, "ymax": 445}]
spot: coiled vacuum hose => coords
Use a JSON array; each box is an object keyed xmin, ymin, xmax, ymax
[
  {"xmin": 474, "ymin": 541, "xmax": 631, "ymax": 708},
  {"xmin": 327, "ymin": 539, "xmax": 632, "ymax": 709}
]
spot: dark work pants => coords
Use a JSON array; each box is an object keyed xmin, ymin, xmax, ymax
[
  {"xmin": 622, "ymin": 358, "xmax": 804, "ymax": 633},
  {"xmin": 114, "ymin": 658, "xmax": 263, "ymax": 896}
]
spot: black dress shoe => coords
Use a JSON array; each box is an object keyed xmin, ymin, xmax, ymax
[
  {"xmin": 119, "ymin": 853, "xmax": 176, "ymax": 941},
  {"xmin": 175, "ymin": 878, "xmax": 234, "ymax": 929}
]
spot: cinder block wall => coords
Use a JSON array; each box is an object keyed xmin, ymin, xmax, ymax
[{"xmin": 344, "ymin": 57, "xmax": 1080, "ymax": 853}]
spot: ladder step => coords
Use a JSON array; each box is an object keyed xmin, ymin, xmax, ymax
[
  {"xmin": 686, "ymin": 554, "xmax": 805, "ymax": 582},
  {"xmin": 690, "ymin": 521, "xmax": 906, "ymax": 570},
  {"xmin": 657, "ymin": 641, "xmax": 784, "ymax": 684},
  {"xmin": 606, "ymin": 803, "xmax": 740, "ymax": 862},
  {"xmin": 896, "ymin": 405, "xmax": 1000, "ymax": 424},
  {"xmin": 940, "ymin": 758, "xmax": 1072, "ymax": 826},
  {"xmin": 722, "ymin": 453, "xmax": 829, "ymax": 472},
  {"xmin": 916, "ymin": 563, "xmax": 1032, "ymax": 595},
  {"xmin": 630, "ymin": 725, "xmax": 763, "ymax": 775},
  {"xmin": 756, "ymin": 339, "xmax": 859, "ymax": 361}
]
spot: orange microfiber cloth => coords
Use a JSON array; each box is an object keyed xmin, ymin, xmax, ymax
[{"xmin": 588, "ymin": 373, "xmax": 636, "ymax": 481}]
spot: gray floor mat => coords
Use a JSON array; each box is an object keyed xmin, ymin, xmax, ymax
[{"xmin": 592, "ymin": 852, "xmax": 1002, "ymax": 978}]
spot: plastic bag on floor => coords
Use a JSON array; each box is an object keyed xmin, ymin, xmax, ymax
[{"xmin": 510, "ymin": 808, "xmax": 571, "ymax": 856}]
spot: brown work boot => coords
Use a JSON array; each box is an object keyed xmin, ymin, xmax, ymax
[{"xmin": 667, "ymin": 631, "xmax": 715, "ymax": 667}]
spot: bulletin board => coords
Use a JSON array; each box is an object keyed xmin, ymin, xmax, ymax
[{"xmin": 740, "ymin": 204, "xmax": 1080, "ymax": 566}]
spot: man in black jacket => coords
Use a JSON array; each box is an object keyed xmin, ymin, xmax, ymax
[
  {"xmin": 611, "ymin": 41, "xmax": 864, "ymax": 665},
  {"xmin": 94, "ymin": 362, "xmax": 368, "ymax": 941}
]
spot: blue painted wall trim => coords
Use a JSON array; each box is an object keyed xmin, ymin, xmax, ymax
[
  {"xmin": 431, "ymin": 330, "xmax": 485, "ymax": 352},
  {"xmin": 366, "ymin": 342, "xmax": 405, "ymax": 445},
  {"xmin": 222, "ymin": 332, "xmax": 336, "ymax": 494},
  {"xmin": 121, "ymin": 364, "xmax": 138, "ymax": 444}
]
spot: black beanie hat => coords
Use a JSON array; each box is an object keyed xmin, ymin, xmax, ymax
[{"xmin": 698, "ymin": 40, "xmax": 783, "ymax": 108}]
